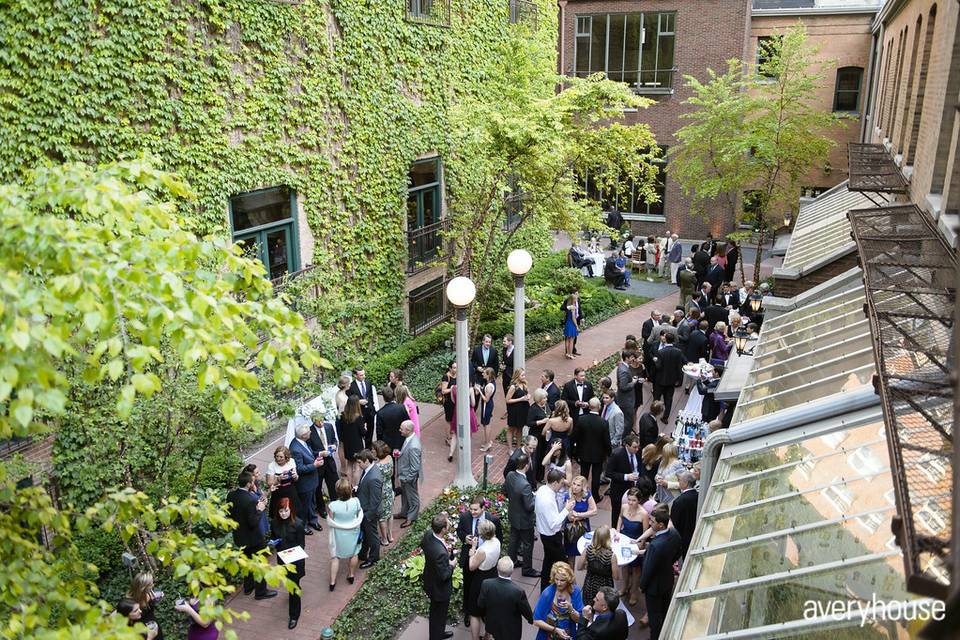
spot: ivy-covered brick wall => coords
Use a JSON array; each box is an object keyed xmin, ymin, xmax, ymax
[{"xmin": 0, "ymin": 0, "xmax": 556, "ymax": 355}]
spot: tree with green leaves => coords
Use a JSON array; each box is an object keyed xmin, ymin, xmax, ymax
[
  {"xmin": 670, "ymin": 24, "xmax": 841, "ymax": 282},
  {"xmin": 0, "ymin": 159, "xmax": 326, "ymax": 638},
  {"xmin": 443, "ymin": 30, "xmax": 662, "ymax": 333}
]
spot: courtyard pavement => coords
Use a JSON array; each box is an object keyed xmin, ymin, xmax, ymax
[{"xmin": 226, "ymin": 249, "xmax": 776, "ymax": 639}]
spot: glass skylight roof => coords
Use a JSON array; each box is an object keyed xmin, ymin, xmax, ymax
[
  {"xmin": 663, "ymin": 409, "xmax": 931, "ymax": 639},
  {"xmin": 731, "ymin": 286, "xmax": 876, "ymax": 424}
]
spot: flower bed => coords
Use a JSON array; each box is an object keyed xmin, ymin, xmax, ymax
[{"xmin": 332, "ymin": 486, "xmax": 509, "ymax": 640}]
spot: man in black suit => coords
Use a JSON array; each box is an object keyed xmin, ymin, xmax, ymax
[
  {"xmin": 540, "ymin": 369, "xmax": 561, "ymax": 413},
  {"xmin": 574, "ymin": 397, "xmax": 611, "ymax": 501},
  {"xmin": 685, "ymin": 321, "xmax": 710, "ymax": 363},
  {"xmin": 670, "ymin": 471, "xmax": 699, "ymax": 559},
  {"xmin": 478, "ymin": 557, "xmax": 534, "ymax": 640},
  {"xmin": 578, "ymin": 587, "xmax": 629, "ymax": 640},
  {"xmin": 604, "ymin": 434, "xmax": 641, "ymax": 527},
  {"xmin": 637, "ymin": 400, "xmax": 663, "ymax": 450},
  {"xmin": 503, "ymin": 435, "xmax": 538, "ymax": 489},
  {"xmin": 227, "ymin": 470, "xmax": 278, "ymax": 599},
  {"xmin": 692, "ymin": 244, "xmax": 710, "ymax": 287},
  {"xmin": 289, "ymin": 424, "xmax": 323, "ymax": 532},
  {"xmin": 470, "ymin": 333, "xmax": 499, "ymax": 385},
  {"xmin": 374, "ymin": 385, "xmax": 409, "ymax": 453},
  {"xmin": 348, "ymin": 367, "xmax": 376, "ymax": 448},
  {"xmin": 705, "ymin": 256, "xmax": 725, "ymax": 302},
  {"xmin": 561, "ymin": 368, "xmax": 593, "ymax": 427},
  {"xmin": 421, "ymin": 513, "xmax": 456, "ymax": 640},
  {"xmin": 640, "ymin": 505, "xmax": 682, "ymax": 640},
  {"xmin": 501, "ymin": 334, "xmax": 515, "ymax": 399},
  {"xmin": 704, "ymin": 299, "xmax": 729, "ymax": 332},
  {"xmin": 719, "ymin": 282, "xmax": 741, "ymax": 309},
  {"xmin": 457, "ymin": 494, "xmax": 504, "ymax": 627},
  {"xmin": 603, "ymin": 255, "xmax": 627, "ymax": 289},
  {"xmin": 651, "ymin": 333, "xmax": 685, "ymax": 424},
  {"xmin": 641, "ymin": 310, "xmax": 664, "ymax": 374},
  {"xmin": 308, "ymin": 413, "xmax": 339, "ymax": 519},
  {"xmin": 504, "ymin": 453, "xmax": 539, "ymax": 577},
  {"xmin": 356, "ymin": 449, "xmax": 383, "ymax": 568}
]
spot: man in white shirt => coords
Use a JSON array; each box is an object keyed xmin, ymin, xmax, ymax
[{"xmin": 535, "ymin": 468, "xmax": 575, "ymax": 590}]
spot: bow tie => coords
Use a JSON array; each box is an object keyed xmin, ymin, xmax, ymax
[{"xmin": 577, "ymin": 383, "xmax": 584, "ymax": 388}]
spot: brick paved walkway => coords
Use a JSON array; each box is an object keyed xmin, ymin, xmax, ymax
[{"xmin": 227, "ymin": 288, "xmax": 685, "ymax": 639}]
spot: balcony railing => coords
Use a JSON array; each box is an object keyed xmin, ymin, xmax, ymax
[
  {"xmin": 509, "ymin": 0, "xmax": 538, "ymax": 28},
  {"xmin": 408, "ymin": 278, "xmax": 448, "ymax": 336},
  {"xmin": 570, "ymin": 69, "xmax": 678, "ymax": 95},
  {"xmin": 407, "ymin": 218, "xmax": 450, "ymax": 273},
  {"xmin": 0, "ymin": 436, "xmax": 32, "ymax": 460}
]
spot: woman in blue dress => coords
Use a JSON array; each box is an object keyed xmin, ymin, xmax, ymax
[
  {"xmin": 617, "ymin": 487, "xmax": 650, "ymax": 607},
  {"xmin": 533, "ymin": 562, "xmax": 583, "ymax": 640},
  {"xmin": 563, "ymin": 294, "xmax": 579, "ymax": 359},
  {"xmin": 564, "ymin": 475, "xmax": 598, "ymax": 566}
]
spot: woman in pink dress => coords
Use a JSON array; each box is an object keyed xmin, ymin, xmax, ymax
[
  {"xmin": 395, "ymin": 384, "xmax": 420, "ymax": 436},
  {"xmin": 448, "ymin": 383, "xmax": 479, "ymax": 462}
]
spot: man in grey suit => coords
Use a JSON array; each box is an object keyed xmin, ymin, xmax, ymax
[
  {"xmin": 356, "ymin": 449, "xmax": 382, "ymax": 569},
  {"xmin": 396, "ymin": 420, "xmax": 422, "ymax": 528},
  {"xmin": 614, "ymin": 350, "xmax": 640, "ymax": 431},
  {"xmin": 600, "ymin": 390, "xmax": 625, "ymax": 448},
  {"xmin": 504, "ymin": 454, "xmax": 539, "ymax": 578}
]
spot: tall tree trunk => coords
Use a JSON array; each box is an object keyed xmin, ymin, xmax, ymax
[{"xmin": 753, "ymin": 224, "xmax": 766, "ymax": 284}]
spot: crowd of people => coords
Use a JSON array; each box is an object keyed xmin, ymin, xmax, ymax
[{"xmin": 113, "ymin": 227, "xmax": 765, "ymax": 639}]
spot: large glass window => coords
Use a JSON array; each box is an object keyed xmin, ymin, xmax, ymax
[
  {"xmin": 230, "ymin": 186, "xmax": 300, "ymax": 280},
  {"xmin": 580, "ymin": 151, "xmax": 667, "ymax": 219},
  {"xmin": 407, "ymin": 157, "xmax": 443, "ymax": 271},
  {"xmin": 756, "ymin": 35, "xmax": 782, "ymax": 78},
  {"xmin": 834, "ymin": 66, "xmax": 864, "ymax": 112},
  {"xmin": 573, "ymin": 12, "xmax": 676, "ymax": 92}
]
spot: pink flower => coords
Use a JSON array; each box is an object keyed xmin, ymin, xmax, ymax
[{"xmin": 392, "ymin": 449, "xmax": 401, "ymax": 458}]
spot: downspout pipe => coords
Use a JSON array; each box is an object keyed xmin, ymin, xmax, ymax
[{"xmin": 697, "ymin": 386, "xmax": 881, "ymax": 514}]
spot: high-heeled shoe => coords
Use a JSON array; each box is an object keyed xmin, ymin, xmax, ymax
[
  {"xmin": 347, "ymin": 575, "xmax": 355, "ymax": 584},
  {"xmin": 329, "ymin": 583, "xmax": 335, "ymax": 592},
  {"xmin": 448, "ymin": 454, "xmax": 453, "ymax": 462}
]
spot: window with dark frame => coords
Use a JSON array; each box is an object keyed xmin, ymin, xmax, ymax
[
  {"xmin": 407, "ymin": 157, "xmax": 444, "ymax": 272},
  {"xmin": 408, "ymin": 277, "xmax": 447, "ymax": 335},
  {"xmin": 230, "ymin": 186, "xmax": 300, "ymax": 281},
  {"xmin": 756, "ymin": 35, "xmax": 782, "ymax": 78},
  {"xmin": 833, "ymin": 66, "xmax": 864, "ymax": 113},
  {"xmin": 573, "ymin": 12, "xmax": 676, "ymax": 93},
  {"xmin": 406, "ymin": 0, "xmax": 450, "ymax": 27},
  {"xmin": 580, "ymin": 149, "xmax": 668, "ymax": 219}
]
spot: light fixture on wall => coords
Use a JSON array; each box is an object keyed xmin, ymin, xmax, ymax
[{"xmin": 823, "ymin": 161, "xmax": 832, "ymax": 175}]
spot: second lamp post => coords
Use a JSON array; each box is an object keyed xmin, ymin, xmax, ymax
[
  {"xmin": 507, "ymin": 249, "xmax": 532, "ymax": 372},
  {"xmin": 446, "ymin": 275, "xmax": 477, "ymax": 488}
]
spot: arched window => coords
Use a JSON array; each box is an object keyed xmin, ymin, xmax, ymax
[{"xmin": 833, "ymin": 66, "xmax": 864, "ymax": 113}]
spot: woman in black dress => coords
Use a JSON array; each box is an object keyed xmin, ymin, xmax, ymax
[
  {"xmin": 440, "ymin": 360, "xmax": 456, "ymax": 425},
  {"xmin": 126, "ymin": 572, "xmax": 164, "ymax": 640},
  {"xmin": 337, "ymin": 395, "xmax": 366, "ymax": 484},
  {"xmin": 272, "ymin": 497, "xmax": 307, "ymax": 630},
  {"xmin": 504, "ymin": 368, "xmax": 530, "ymax": 452}
]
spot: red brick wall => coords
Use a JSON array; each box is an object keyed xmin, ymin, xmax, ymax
[{"xmin": 560, "ymin": 0, "xmax": 752, "ymax": 240}]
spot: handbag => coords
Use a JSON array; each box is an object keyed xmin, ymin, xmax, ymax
[{"xmin": 563, "ymin": 519, "xmax": 587, "ymax": 546}]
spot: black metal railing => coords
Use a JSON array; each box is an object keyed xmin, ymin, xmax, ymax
[
  {"xmin": 407, "ymin": 218, "xmax": 449, "ymax": 273},
  {"xmin": 406, "ymin": 0, "xmax": 451, "ymax": 27},
  {"xmin": 509, "ymin": 0, "xmax": 538, "ymax": 27},
  {"xmin": 0, "ymin": 436, "xmax": 32, "ymax": 460},
  {"xmin": 570, "ymin": 69, "xmax": 678, "ymax": 94},
  {"xmin": 408, "ymin": 279, "xmax": 448, "ymax": 336}
]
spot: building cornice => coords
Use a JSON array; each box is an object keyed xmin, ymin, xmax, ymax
[{"xmin": 752, "ymin": 6, "xmax": 881, "ymax": 16}]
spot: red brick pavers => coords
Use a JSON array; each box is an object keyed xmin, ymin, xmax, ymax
[{"xmin": 227, "ymin": 291, "xmax": 681, "ymax": 639}]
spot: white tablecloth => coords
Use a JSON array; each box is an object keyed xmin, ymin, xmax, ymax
[
  {"xmin": 581, "ymin": 253, "xmax": 606, "ymax": 277},
  {"xmin": 576, "ymin": 530, "xmax": 640, "ymax": 566}
]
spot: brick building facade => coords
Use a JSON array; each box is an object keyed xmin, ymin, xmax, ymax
[
  {"xmin": 867, "ymin": 0, "xmax": 960, "ymax": 241},
  {"xmin": 752, "ymin": 3, "xmax": 880, "ymax": 193},
  {"xmin": 558, "ymin": 0, "xmax": 753, "ymax": 240}
]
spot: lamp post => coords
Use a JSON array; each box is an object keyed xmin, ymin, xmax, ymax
[
  {"xmin": 446, "ymin": 276, "xmax": 478, "ymax": 488},
  {"xmin": 783, "ymin": 210, "xmax": 794, "ymax": 229},
  {"xmin": 749, "ymin": 291, "xmax": 764, "ymax": 314},
  {"xmin": 507, "ymin": 249, "xmax": 533, "ymax": 372},
  {"xmin": 733, "ymin": 326, "xmax": 751, "ymax": 356}
]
